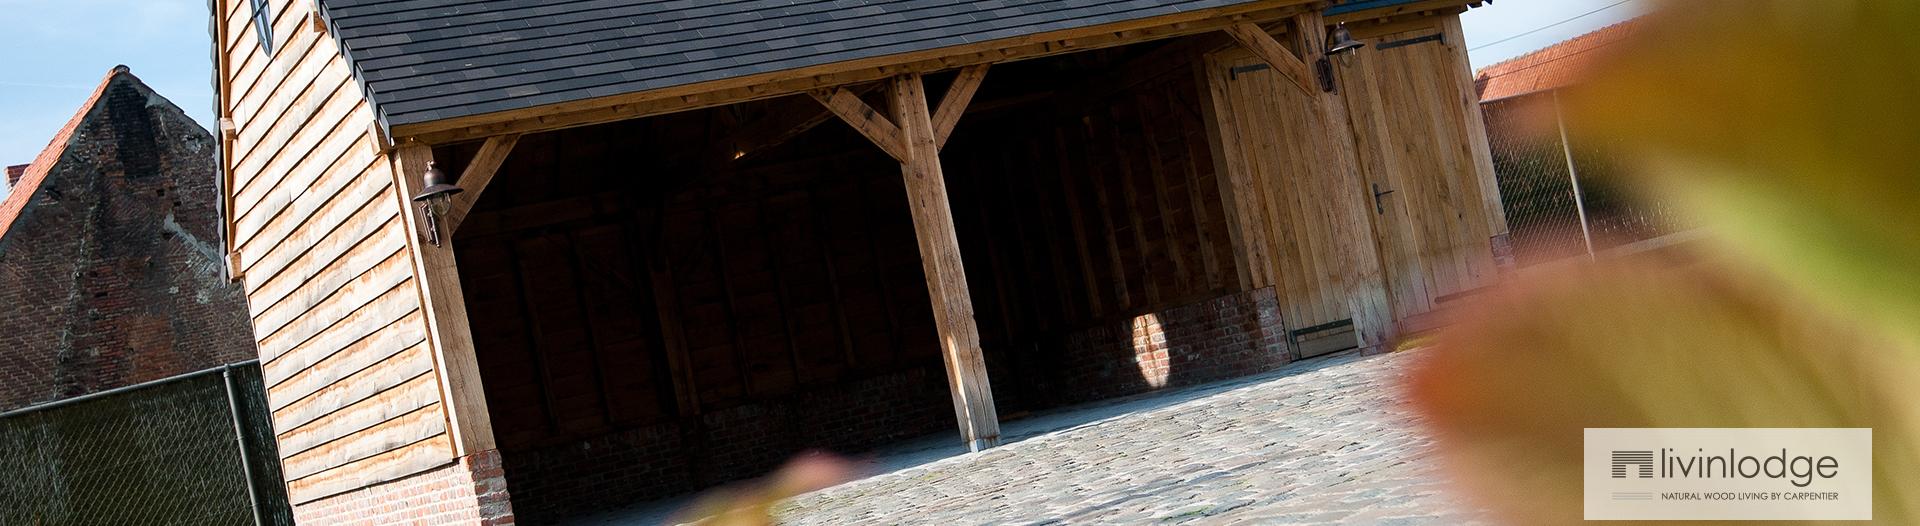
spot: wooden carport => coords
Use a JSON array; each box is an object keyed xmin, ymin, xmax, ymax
[
  {"xmin": 390, "ymin": 0, "xmax": 1494, "ymax": 454},
  {"xmin": 213, "ymin": 0, "xmax": 1499, "ymax": 522}
]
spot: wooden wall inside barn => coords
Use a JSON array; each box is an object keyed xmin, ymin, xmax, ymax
[
  {"xmin": 451, "ymin": 140, "xmax": 951, "ymax": 452},
  {"xmin": 948, "ymin": 67, "xmax": 1244, "ymax": 410},
  {"xmin": 447, "ymin": 53, "xmax": 1241, "ymax": 458},
  {"xmin": 217, "ymin": 0, "xmax": 456, "ymax": 506}
]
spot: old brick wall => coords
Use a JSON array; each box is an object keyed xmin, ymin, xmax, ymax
[
  {"xmin": 500, "ymin": 366, "xmax": 949, "ymax": 524},
  {"xmin": 291, "ymin": 450, "xmax": 515, "ymax": 526},
  {"xmin": 496, "ymin": 288, "xmax": 1289, "ymax": 524},
  {"xmin": 1040, "ymin": 287, "xmax": 1291, "ymax": 405},
  {"xmin": 0, "ymin": 70, "xmax": 256, "ymax": 411}
]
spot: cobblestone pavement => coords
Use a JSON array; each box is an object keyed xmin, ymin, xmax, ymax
[{"xmin": 764, "ymin": 349, "xmax": 1491, "ymax": 525}]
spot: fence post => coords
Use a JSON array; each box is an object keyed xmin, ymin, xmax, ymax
[
  {"xmin": 222, "ymin": 365, "xmax": 266, "ymax": 526},
  {"xmin": 1551, "ymin": 89, "xmax": 1598, "ymax": 259}
]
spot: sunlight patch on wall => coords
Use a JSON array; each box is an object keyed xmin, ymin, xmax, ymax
[{"xmin": 1131, "ymin": 313, "xmax": 1170, "ymax": 388}]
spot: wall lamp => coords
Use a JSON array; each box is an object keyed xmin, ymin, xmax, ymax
[
  {"xmin": 410, "ymin": 161, "xmax": 462, "ymax": 246},
  {"xmin": 1317, "ymin": 23, "xmax": 1366, "ymax": 92}
]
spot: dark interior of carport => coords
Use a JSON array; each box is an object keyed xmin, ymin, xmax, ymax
[{"xmin": 435, "ymin": 37, "xmax": 1318, "ymax": 524}]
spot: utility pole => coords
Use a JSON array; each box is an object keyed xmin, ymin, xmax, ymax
[{"xmin": 1552, "ymin": 89, "xmax": 1597, "ymax": 259}]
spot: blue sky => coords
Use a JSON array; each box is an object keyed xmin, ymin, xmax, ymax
[{"xmin": 0, "ymin": 0, "xmax": 1646, "ymax": 187}]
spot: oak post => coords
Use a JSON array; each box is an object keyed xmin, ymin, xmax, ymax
[
  {"xmin": 889, "ymin": 73, "xmax": 1001, "ymax": 451},
  {"xmin": 390, "ymin": 142, "xmax": 497, "ymax": 455}
]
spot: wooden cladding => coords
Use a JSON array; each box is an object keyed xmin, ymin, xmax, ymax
[
  {"xmin": 219, "ymin": 0, "xmax": 460, "ymax": 504},
  {"xmin": 1336, "ymin": 19, "xmax": 1503, "ymax": 316},
  {"xmin": 1208, "ymin": 24, "xmax": 1391, "ymax": 348},
  {"xmin": 1203, "ymin": 13, "xmax": 1501, "ymax": 347}
]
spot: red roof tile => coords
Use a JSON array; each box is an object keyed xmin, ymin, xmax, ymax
[
  {"xmin": 0, "ymin": 66, "xmax": 130, "ymax": 242},
  {"xmin": 1474, "ymin": 18, "xmax": 1642, "ymax": 102}
]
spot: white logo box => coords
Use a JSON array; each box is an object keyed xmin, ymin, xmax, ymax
[{"xmin": 1584, "ymin": 428, "xmax": 1872, "ymax": 521}]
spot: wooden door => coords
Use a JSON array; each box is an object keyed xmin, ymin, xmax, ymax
[
  {"xmin": 1204, "ymin": 48, "xmax": 1362, "ymax": 355},
  {"xmin": 1337, "ymin": 19, "xmax": 1503, "ymax": 318}
]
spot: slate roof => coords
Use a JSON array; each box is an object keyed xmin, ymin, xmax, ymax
[
  {"xmin": 1325, "ymin": 0, "xmax": 1418, "ymax": 15},
  {"xmin": 320, "ymin": 0, "xmax": 1431, "ymax": 129},
  {"xmin": 1474, "ymin": 18, "xmax": 1641, "ymax": 102}
]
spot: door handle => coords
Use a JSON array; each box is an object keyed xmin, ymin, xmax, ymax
[{"xmin": 1372, "ymin": 183, "xmax": 1396, "ymax": 214}]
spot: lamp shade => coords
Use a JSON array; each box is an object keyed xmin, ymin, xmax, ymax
[
  {"xmin": 410, "ymin": 161, "xmax": 463, "ymax": 202},
  {"xmin": 1326, "ymin": 23, "xmax": 1365, "ymax": 55}
]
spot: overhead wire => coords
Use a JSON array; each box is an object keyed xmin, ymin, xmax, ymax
[{"xmin": 1468, "ymin": 0, "xmax": 1638, "ymax": 52}]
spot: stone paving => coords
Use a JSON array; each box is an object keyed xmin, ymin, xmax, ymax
[
  {"xmin": 581, "ymin": 349, "xmax": 1490, "ymax": 525},
  {"xmin": 779, "ymin": 349, "xmax": 1487, "ymax": 525}
]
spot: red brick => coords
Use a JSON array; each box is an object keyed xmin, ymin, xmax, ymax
[
  {"xmin": 0, "ymin": 67, "xmax": 253, "ymax": 411},
  {"xmin": 293, "ymin": 450, "xmax": 516, "ymax": 526}
]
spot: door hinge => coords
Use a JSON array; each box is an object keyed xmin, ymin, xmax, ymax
[
  {"xmin": 1228, "ymin": 63, "xmax": 1270, "ymax": 80},
  {"xmin": 1377, "ymin": 33, "xmax": 1444, "ymax": 51}
]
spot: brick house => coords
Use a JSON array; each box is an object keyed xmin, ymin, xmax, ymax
[
  {"xmin": 0, "ymin": 66, "xmax": 257, "ymax": 411},
  {"xmin": 212, "ymin": 0, "xmax": 1505, "ymax": 523}
]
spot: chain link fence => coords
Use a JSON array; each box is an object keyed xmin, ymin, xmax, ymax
[
  {"xmin": 0, "ymin": 362, "xmax": 293, "ymax": 526},
  {"xmin": 1482, "ymin": 90, "xmax": 1695, "ymax": 268}
]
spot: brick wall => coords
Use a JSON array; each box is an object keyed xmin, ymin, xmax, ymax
[
  {"xmin": 501, "ymin": 366, "xmax": 950, "ymax": 524},
  {"xmin": 1037, "ymin": 287, "xmax": 1291, "ymax": 406},
  {"xmin": 495, "ymin": 288, "xmax": 1289, "ymax": 524},
  {"xmin": 292, "ymin": 450, "xmax": 516, "ymax": 526},
  {"xmin": 0, "ymin": 70, "xmax": 256, "ymax": 411}
]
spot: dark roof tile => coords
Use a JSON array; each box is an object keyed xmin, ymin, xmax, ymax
[{"xmin": 322, "ymin": 0, "xmax": 1426, "ymax": 127}]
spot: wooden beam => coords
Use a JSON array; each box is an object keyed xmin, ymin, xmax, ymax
[
  {"xmin": 1054, "ymin": 129, "xmax": 1106, "ymax": 316},
  {"xmin": 397, "ymin": 3, "xmax": 1316, "ymax": 145},
  {"xmin": 1222, "ymin": 23, "xmax": 1316, "ymax": 95},
  {"xmin": 809, "ymin": 88, "xmax": 912, "ymax": 163},
  {"xmin": 1327, "ymin": 0, "xmax": 1477, "ymax": 25},
  {"xmin": 710, "ymin": 84, "xmax": 885, "ymax": 166},
  {"xmin": 388, "ymin": 142, "xmax": 497, "ymax": 456},
  {"xmin": 214, "ymin": 0, "xmax": 238, "ymax": 265},
  {"xmin": 889, "ymin": 73, "xmax": 1001, "ymax": 452},
  {"xmin": 720, "ymin": 101, "xmax": 838, "ymax": 163},
  {"xmin": 805, "ymin": 185, "xmax": 859, "ymax": 369},
  {"xmin": 445, "ymin": 133, "xmax": 519, "ymax": 231},
  {"xmin": 1050, "ymin": 32, "xmax": 1237, "ymax": 119},
  {"xmin": 647, "ymin": 260, "xmax": 701, "ymax": 416},
  {"xmin": 932, "ymin": 64, "xmax": 990, "ymax": 150}
]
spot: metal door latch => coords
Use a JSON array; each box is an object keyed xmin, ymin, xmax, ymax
[{"xmin": 1372, "ymin": 183, "xmax": 1396, "ymax": 214}]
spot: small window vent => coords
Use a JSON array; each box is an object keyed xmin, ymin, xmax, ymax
[{"xmin": 250, "ymin": 0, "xmax": 274, "ymax": 55}]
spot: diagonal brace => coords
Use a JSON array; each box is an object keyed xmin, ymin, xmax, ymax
[
  {"xmin": 809, "ymin": 87, "xmax": 911, "ymax": 162},
  {"xmin": 445, "ymin": 133, "xmax": 520, "ymax": 231},
  {"xmin": 932, "ymin": 64, "xmax": 990, "ymax": 150},
  {"xmin": 1223, "ymin": 22, "xmax": 1316, "ymax": 95}
]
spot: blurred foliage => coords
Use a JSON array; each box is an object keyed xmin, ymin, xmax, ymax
[
  {"xmin": 1573, "ymin": 0, "xmax": 1920, "ymax": 348},
  {"xmin": 1412, "ymin": 260, "xmax": 1920, "ymax": 524},
  {"xmin": 1412, "ymin": 1, "xmax": 1920, "ymax": 524},
  {"xmin": 671, "ymin": 452, "xmax": 855, "ymax": 526}
]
